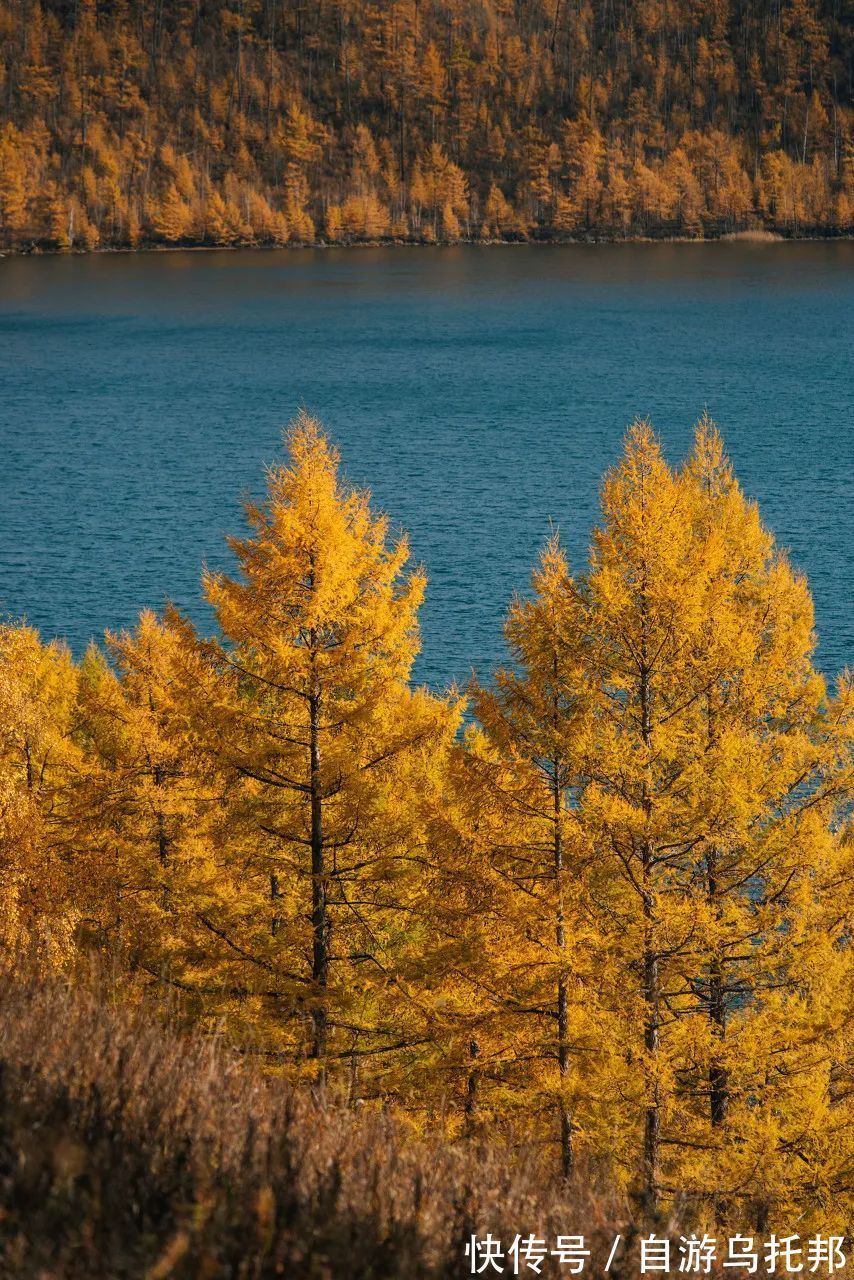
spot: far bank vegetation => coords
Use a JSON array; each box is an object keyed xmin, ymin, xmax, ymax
[{"xmin": 0, "ymin": 0, "xmax": 852, "ymax": 250}]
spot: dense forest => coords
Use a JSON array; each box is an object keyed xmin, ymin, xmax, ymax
[
  {"xmin": 0, "ymin": 0, "xmax": 852, "ymax": 250},
  {"xmin": 1, "ymin": 412, "xmax": 851, "ymax": 1240}
]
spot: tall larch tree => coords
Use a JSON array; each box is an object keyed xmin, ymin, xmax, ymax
[
  {"xmin": 672, "ymin": 416, "xmax": 854, "ymax": 1229},
  {"xmin": 465, "ymin": 535, "xmax": 613, "ymax": 1178},
  {"xmin": 71, "ymin": 612, "xmax": 211, "ymax": 967},
  {"xmin": 577, "ymin": 415, "xmax": 853, "ymax": 1223},
  {"xmin": 0, "ymin": 625, "xmax": 79, "ymax": 960},
  {"xmin": 168, "ymin": 413, "xmax": 456, "ymax": 1086},
  {"xmin": 581, "ymin": 419, "xmax": 730, "ymax": 1215}
]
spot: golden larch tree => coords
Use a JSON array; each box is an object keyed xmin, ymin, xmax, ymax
[{"xmin": 168, "ymin": 413, "xmax": 456, "ymax": 1082}]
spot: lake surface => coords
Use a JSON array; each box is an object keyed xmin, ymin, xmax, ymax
[{"xmin": 0, "ymin": 244, "xmax": 852, "ymax": 687}]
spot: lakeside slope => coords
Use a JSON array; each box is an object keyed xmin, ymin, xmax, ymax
[
  {"xmin": 0, "ymin": 963, "xmax": 630, "ymax": 1279},
  {"xmin": 0, "ymin": 0, "xmax": 852, "ymax": 253}
]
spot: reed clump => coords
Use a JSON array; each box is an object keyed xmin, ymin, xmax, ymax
[{"xmin": 0, "ymin": 962, "xmax": 630, "ymax": 1279}]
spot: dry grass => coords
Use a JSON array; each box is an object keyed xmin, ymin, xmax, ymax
[
  {"xmin": 719, "ymin": 228, "xmax": 785, "ymax": 242},
  {"xmin": 0, "ymin": 963, "xmax": 634, "ymax": 1279}
]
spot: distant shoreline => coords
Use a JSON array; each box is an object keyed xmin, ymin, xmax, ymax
[{"xmin": 4, "ymin": 229, "xmax": 854, "ymax": 259}]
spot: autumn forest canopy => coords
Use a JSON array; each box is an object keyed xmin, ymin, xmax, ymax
[
  {"xmin": 0, "ymin": 0, "xmax": 852, "ymax": 250},
  {"xmin": 1, "ymin": 412, "xmax": 851, "ymax": 1233}
]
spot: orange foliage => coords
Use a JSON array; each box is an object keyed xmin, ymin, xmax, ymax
[{"xmin": 0, "ymin": 0, "xmax": 850, "ymax": 248}]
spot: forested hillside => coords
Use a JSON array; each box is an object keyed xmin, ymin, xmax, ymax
[
  {"xmin": 0, "ymin": 0, "xmax": 852, "ymax": 250},
  {"xmin": 1, "ymin": 413, "xmax": 852, "ymax": 1229}
]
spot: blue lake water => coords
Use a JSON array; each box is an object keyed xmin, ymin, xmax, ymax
[{"xmin": 0, "ymin": 244, "xmax": 851, "ymax": 687}]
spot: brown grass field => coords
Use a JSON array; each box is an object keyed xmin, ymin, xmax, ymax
[{"xmin": 0, "ymin": 962, "xmax": 641, "ymax": 1279}]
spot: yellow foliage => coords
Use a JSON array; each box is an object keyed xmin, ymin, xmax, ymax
[{"xmin": 1, "ymin": 412, "xmax": 849, "ymax": 1231}]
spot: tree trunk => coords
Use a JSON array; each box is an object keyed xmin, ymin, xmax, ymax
[
  {"xmin": 704, "ymin": 695, "xmax": 729, "ymax": 1135},
  {"xmin": 707, "ymin": 849, "xmax": 728, "ymax": 1128},
  {"xmin": 153, "ymin": 765, "xmax": 169, "ymax": 868},
  {"xmin": 706, "ymin": 843, "xmax": 729, "ymax": 1224},
  {"xmin": 641, "ymin": 916, "xmax": 660, "ymax": 1218},
  {"xmin": 309, "ymin": 651, "xmax": 328, "ymax": 1064},
  {"xmin": 464, "ymin": 1038, "xmax": 480, "ymax": 1131},
  {"xmin": 550, "ymin": 0, "xmax": 563, "ymax": 53},
  {"xmin": 555, "ymin": 768, "xmax": 573, "ymax": 1179},
  {"xmin": 270, "ymin": 872, "xmax": 281, "ymax": 936},
  {"xmin": 639, "ymin": 597, "xmax": 660, "ymax": 1219}
]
